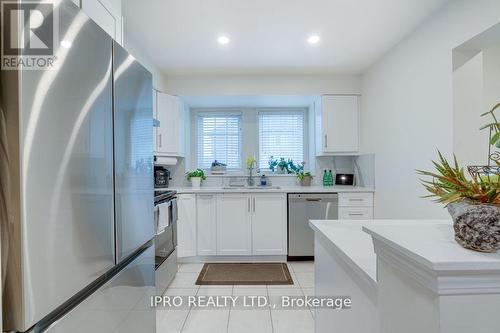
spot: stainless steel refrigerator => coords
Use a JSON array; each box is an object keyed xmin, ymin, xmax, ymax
[{"xmin": 0, "ymin": 1, "xmax": 155, "ymax": 332}]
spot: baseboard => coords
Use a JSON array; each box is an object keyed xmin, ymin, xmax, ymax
[{"xmin": 178, "ymin": 255, "xmax": 288, "ymax": 263}]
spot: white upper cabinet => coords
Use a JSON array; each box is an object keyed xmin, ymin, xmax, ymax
[
  {"xmin": 317, "ymin": 95, "xmax": 360, "ymax": 154},
  {"xmin": 155, "ymin": 91, "xmax": 185, "ymax": 157},
  {"xmin": 81, "ymin": 0, "xmax": 123, "ymax": 45},
  {"xmin": 216, "ymin": 195, "xmax": 252, "ymax": 255},
  {"xmin": 177, "ymin": 194, "xmax": 197, "ymax": 258},
  {"xmin": 196, "ymin": 194, "xmax": 217, "ymax": 256},
  {"xmin": 252, "ymin": 194, "xmax": 287, "ymax": 255}
]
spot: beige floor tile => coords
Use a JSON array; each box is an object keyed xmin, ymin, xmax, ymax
[
  {"xmin": 168, "ymin": 273, "xmax": 199, "ymax": 289},
  {"xmin": 289, "ymin": 262, "xmax": 315, "ymax": 273},
  {"xmin": 156, "ymin": 309, "xmax": 189, "ymax": 333},
  {"xmin": 227, "ymin": 310, "xmax": 273, "ymax": 333},
  {"xmin": 181, "ymin": 309, "xmax": 230, "ymax": 333},
  {"xmin": 271, "ymin": 309, "xmax": 314, "ymax": 333},
  {"xmin": 294, "ymin": 272, "xmax": 315, "ymax": 288},
  {"xmin": 178, "ymin": 263, "xmax": 205, "ymax": 273}
]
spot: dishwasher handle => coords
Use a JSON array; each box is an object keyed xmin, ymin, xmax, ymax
[{"xmin": 288, "ymin": 193, "xmax": 339, "ymax": 202}]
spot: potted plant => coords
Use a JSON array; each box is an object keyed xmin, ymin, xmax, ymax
[
  {"xmin": 417, "ymin": 104, "xmax": 500, "ymax": 253},
  {"xmin": 268, "ymin": 156, "xmax": 278, "ymax": 172},
  {"xmin": 277, "ymin": 158, "xmax": 289, "ymax": 174},
  {"xmin": 297, "ymin": 171, "xmax": 313, "ymax": 186},
  {"xmin": 210, "ymin": 160, "xmax": 227, "ymax": 175},
  {"xmin": 186, "ymin": 169, "xmax": 206, "ymax": 188}
]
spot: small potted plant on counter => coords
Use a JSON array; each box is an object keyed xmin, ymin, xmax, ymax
[
  {"xmin": 186, "ymin": 169, "xmax": 206, "ymax": 188},
  {"xmin": 417, "ymin": 103, "xmax": 500, "ymax": 253},
  {"xmin": 297, "ymin": 171, "xmax": 313, "ymax": 186}
]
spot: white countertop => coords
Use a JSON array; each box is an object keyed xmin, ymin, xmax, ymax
[
  {"xmin": 308, "ymin": 219, "xmax": 455, "ymax": 287},
  {"xmin": 364, "ymin": 223, "xmax": 500, "ymax": 272},
  {"xmin": 172, "ymin": 185, "xmax": 375, "ymax": 194},
  {"xmin": 309, "ymin": 220, "xmax": 379, "ymax": 286}
]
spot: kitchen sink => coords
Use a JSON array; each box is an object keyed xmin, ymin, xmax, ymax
[{"xmin": 222, "ymin": 186, "xmax": 281, "ymax": 190}]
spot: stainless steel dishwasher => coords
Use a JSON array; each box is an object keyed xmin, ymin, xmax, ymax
[{"xmin": 288, "ymin": 193, "xmax": 339, "ymax": 260}]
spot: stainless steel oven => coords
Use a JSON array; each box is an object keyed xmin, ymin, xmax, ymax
[{"xmin": 154, "ymin": 190, "xmax": 178, "ymax": 294}]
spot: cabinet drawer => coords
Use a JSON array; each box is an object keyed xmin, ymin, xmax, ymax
[
  {"xmin": 339, "ymin": 207, "xmax": 373, "ymax": 220},
  {"xmin": 339, "ymin": 193, "xmax": 373, "ymax": 207}
]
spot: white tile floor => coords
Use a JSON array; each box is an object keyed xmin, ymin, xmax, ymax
[{"xmin": 156, "ymin": 262, "xmax": 315, "ymax": 333}]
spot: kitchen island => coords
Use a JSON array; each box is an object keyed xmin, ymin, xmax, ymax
[{"xmin": 309, "ymin": 219, "xmax": 500, "ymax": 333}]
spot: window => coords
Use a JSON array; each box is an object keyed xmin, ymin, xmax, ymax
[
  {"xmin": 196, "ymin": 114, "xmax": 242, "ymax": 169},
  {"xmin": 258, "ymin": 110, "xmax": 305, "ymax": 169}
]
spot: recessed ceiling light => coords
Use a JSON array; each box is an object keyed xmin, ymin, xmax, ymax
[
  {"xmin": 217, "ymin": 36, "xmax": 230, "ymax": 45},
  {"xmin": 307, "ymin": 35, "xmax": 320, "ymax": 45},
  {"xmin": 61, "ymin": 40, "xmax": 72, "ymax": 49}
]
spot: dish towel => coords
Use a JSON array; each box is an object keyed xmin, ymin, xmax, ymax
[{"xmin": 157, "ymin": 203, "xmax": 170, "ymax": 235}]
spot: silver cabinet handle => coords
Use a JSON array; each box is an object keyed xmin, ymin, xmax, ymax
[
  {"xmin": 349, "ymin": 198, "xmax": 364, "ymax": 201},
  {"xmin": 324, "ymin": 134, "xmax": 328, "ymax": 149},
  {"xmin": 159, "ymin": 133, "xmax": 162, "ymax": 148},
  {"xmin": 248, "ymin": 198, "xmax": 250, "ymax": 212},
  {"xmin": 348, "ymin": 213, "xmax": 365, "ymax": 216},
  {"xmin": 199, "ymin": 194, "xmax": 213, "ymax": 199},
  {"xmin": 253, "ymin": 198, "xmax": 256, "ymax": 212}
]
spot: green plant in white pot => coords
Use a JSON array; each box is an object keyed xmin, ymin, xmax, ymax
[
  {"xmin": 297, "ymin": 171, "xmax": 313, "ymax": 186},
  {"xmin": 186, "ymin": 169, "xmax": 206, "ymax": 188}
]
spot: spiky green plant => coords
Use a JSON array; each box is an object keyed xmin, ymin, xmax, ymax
[
  {"xmin": 417, "ymin": 151, "xmax": 500, "ymax": 205},
  {"xmin": 480, "ymin": 102, "xmax": 500, "ymax": 148}
]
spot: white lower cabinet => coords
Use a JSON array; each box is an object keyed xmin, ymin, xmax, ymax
[
  {"xmin": 338, "ymin": 193, "xmax": 374, "ymax": 220},
  {"xmin": 196, "ymin": 194, "xmax": 217, "ymax": 255},
  {"xmin": 216, "ymin": 194, "xmax": 252, "ymax": 255},
  {"xmin": 177, "ymin": 194, "xmax": 197, "ymax": 257},
  {"xmin": 252, "ymin": 194, "xmax": 287, "ymax": 255}
]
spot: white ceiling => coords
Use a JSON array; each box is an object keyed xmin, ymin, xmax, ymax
[{"xmin": 123, "ymin": 0, "xmax": 449, "ymax": 75}]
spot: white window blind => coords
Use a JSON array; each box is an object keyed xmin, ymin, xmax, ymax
[
  {"xmin": 258, "ymin": 110, "xmax": 305, "ymax": 169},
  {"xmin": 197, "ymin": 114, "xmax": 241, "ymax": 169}
]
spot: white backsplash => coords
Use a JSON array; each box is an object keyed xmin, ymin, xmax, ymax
[{"xmin": 163, "ymin": 154, "xmax": 375, "ymax": 188}]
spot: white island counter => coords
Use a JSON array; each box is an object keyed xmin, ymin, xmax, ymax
[{"xmin": 309, "ymin": 219, "xmax": 500, "ymax": 333}]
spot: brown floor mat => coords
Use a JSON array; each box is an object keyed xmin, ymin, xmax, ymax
[{"xmin": 195, "ymin": 263, "xmax": 294, "ymax": 285}]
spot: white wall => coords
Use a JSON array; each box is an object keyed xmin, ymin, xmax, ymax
[
  {"xmin": 453, "ymin": 52, "xmax": 487, "ymax": 167},
  {"xmin": 122, "ymin": 40, "xmax": 169, "ymax": 91},
  {"xmin": 164, "ymin": 74, "xmax": 361, "ymax": 96},
  {"xmin": 361, "ymin": 0, "xmax": 500, "ymax": 219}
]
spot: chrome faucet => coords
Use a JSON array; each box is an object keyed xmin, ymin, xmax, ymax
[{"xmin": 247, "ymin": 161, "xmax": 257, "ymax": 186}]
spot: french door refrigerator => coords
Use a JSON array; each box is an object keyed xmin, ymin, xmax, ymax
[{"xmin": 0, "ymin": 1, "xmax": 155, "ymax": 332}]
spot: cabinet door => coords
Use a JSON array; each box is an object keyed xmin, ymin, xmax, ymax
[
  {"xmin": 153, "ymin": 90, "xmax": 159, "ymax": 152},
  {"xmin": 216, "ymin": 195, "xmax": 252, "ymax": 255},
  {"xmin": 177, "ymin": 194, "xmax": 197, "ymax": 257},
  {"xmin": 252, "ymin": 194, "xmax": 287, "ymax": 255},
  {"xmin": 197, "ymin": 194, "xmax": 217, "ymax": 256},
  {"xmin": 321, "ymin": 95, "xmax": 359, "ymax": 153},
  {"xmin": 81, "ymin": 0, "xmax": 116, "ymax": 39},
  {"xmin": 156, "ymin": 92, "xmax": 180, "ymax": 156}
]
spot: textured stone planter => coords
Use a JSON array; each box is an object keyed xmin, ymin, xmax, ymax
[
  {"xmin": 447, "ymin": 200, "xmax": 500, "ymax": 253},
  {"xmin": 299, "ymin": 176, "xmax": 313, "ymax": 186}
]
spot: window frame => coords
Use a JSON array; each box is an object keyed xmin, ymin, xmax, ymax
[
  {"xmin": 256, "ymin": 108, "xmax": 308, "ymax": 172},
  {"xmin": 191, "ymin": 107, "xmax": 308, "ymax": 174},
  {"xmin": 193, "ymin": 109, "xmax": 243, "ymax": 171}
]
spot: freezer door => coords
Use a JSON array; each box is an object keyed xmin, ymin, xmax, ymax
[
  {"xmin": 44, "ymin": 246, "xmax": 155, "ymax": 333},
  {"xmin": 14, "ymin": 1, "xmax": 115, "ymax": 330},
  {"xmin": 113, "ymin": 42, "xmax": 154, "ymax": 262}
]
